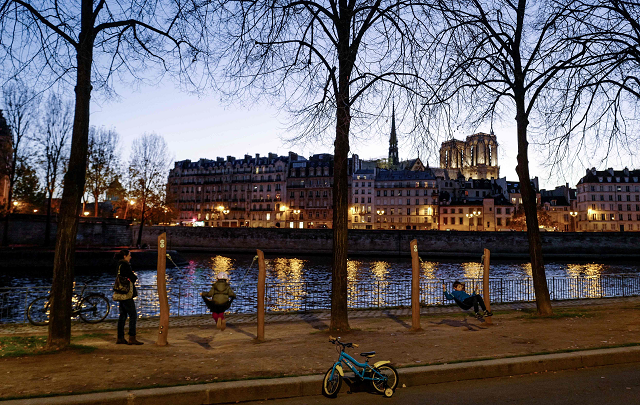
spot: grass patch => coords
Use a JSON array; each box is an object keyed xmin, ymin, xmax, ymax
[
  {"xmin": 0, "ymin": 336, "xmax": 47, "ymax": 357},
  {"xmin": 0, "ymin": 334, "xmax": 99, "ymax": 358}
]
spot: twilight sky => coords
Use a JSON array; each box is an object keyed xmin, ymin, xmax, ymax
[{"xmin": 88, "ymin": 82, "xmax": 630, "ymax": 191}]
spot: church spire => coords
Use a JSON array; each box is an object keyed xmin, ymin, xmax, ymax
[{"xmin": 388, "ymin": 102, "xmax": 399, "ymax": 167}]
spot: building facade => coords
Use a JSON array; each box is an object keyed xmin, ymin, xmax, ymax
[
  {"xmin": 440, "ymin": 132, "xmax": 500, "ymax": 180},
  {"xmin": 576, "ymin": 168, "xmax": 640, "ymax": 232}
]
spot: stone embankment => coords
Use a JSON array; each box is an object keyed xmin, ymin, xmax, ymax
[{"xmin": 136, "ymin": 226, "xmax": 640, "ymax": 259}]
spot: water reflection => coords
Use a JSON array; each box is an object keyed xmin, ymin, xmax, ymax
[
  {"xmin": 420, "ymin": 261, "xmax": 437, "ymax": 279},
  {"xmin": 269, "ymin": 258, "xmax": 306, "ymax": 311},
  {"xmin": 370, "ymin": 261, "xmax": 389, "ymax": 307}
]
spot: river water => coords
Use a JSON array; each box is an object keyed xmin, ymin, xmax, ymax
[
  {"xmin": 2, "ymin": 253, "xmax": 639, "ymax": 323},
  {"xmin": 1, "ymin": 252, "xmax": 639, "ymax": 289}
]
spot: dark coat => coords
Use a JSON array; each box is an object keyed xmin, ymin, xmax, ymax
[{"xmin": 116, "ymin": 259, "xmax": 138, "ymax": 298}]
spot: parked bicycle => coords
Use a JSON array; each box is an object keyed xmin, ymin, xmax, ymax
[
  {"xmin": 322, "ymin": 336, "xmax": 399, "ymax": 398},
  {"xmin": 26, "ymin": 284, "xmax": 110, "ymax": 326}
]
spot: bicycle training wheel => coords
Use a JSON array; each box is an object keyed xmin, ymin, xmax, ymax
[
  {"xmin": 322, "ymin": 367, "xmax": 342, "ymax": 398},
  {"xmin": 78, "ymin": 294, "xmax": 111, "ymax": 323},
  {"xmin": 371, "ymin": 364, "xmax": 399, "ymax": 393},
  {"xmin": 27, "ymin": 296, "xmax": 51, "ymax": 326}
]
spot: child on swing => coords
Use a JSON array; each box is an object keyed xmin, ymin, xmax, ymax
[
  {"xmin": 443, "ymin": 280, "xmax": 492, "ymax": 320},
  {"xmin": 201, "ymin": 271, "xmax": 236, "ymax": 330}
]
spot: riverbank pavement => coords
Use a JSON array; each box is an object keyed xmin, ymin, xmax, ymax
[{"xmin": 1, "ymin": 296, "xmax": 639, "ymax": 405}]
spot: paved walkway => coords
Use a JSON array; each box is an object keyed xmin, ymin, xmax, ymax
[{"xmin": 1, "ymin": 296, "xmax": 638, "ymax": 334}]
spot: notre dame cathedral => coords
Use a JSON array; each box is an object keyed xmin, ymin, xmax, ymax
[{"xmin": 439, "ymin": 132, "xmax": 499, "ymax": 180}]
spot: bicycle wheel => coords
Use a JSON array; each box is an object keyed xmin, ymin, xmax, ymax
[
  {"xmin": 322, "ymin": 367, "xmax": 342, "ymax": 398},
  {"xmin": 27, "ymin": 296, "xmax": 51, "ymax": 326},
  {"xmin": 78, "ymin": 294, "xmax": 110, "ymax": 323},
  {"xmin": 371, "ymin": 364, "xmax": 399, "ymax": 393}
]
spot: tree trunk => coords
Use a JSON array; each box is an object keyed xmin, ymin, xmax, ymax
[
  {"xmin": 94, "ymin": 191, "xmax": 99, "ymax": 217},
  {"xmin": 44, "ymin": 191, "xmax": 53, "ymax": 246},
  {"xmin": 514, "ymin": 94, "xmax": 553, "ymax": 316},
  {"xmin": 136, "ymin": 199, "xmax": 145, "ymax": 247},
  {"xmin": 1, "ymin": 149, "xmax": 18, "ymax": 246},
  {"xmin": 329, "ymin": 10, "xmax": 353, "ymax": 333},
  {"xmin": 47, "ymin": 0, "xmax": 95, "ymax": 349}
]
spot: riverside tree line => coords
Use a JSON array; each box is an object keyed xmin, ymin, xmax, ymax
[
  {"xmin": 0, "ymin": 0, "xmax": 638, "ymax": 349},
  {"xmin": 0, "ymin": 86, "xmax": 174, "ymax": 247}
]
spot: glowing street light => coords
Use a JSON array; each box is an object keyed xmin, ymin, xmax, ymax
[{"xmin": 83, "ymin": 211, "xmax": 90, "ymax": 216}]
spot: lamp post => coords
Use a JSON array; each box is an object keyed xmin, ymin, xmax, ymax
[
  {"xmin": 376, "ymin": 209, "xmax": 385, "ymax": 229},
  {"xmin": 570, "ymin": 211, "xmax": 578, "ymax": 232},
  {"xmin": 124, "ymin": 199, "xmax": 135, "ymax": 220},
  {"xmin": 466, "ymin": 210, "xmax": 479, "ymax": 231}
]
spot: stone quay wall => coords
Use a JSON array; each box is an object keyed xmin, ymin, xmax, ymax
[
  {"xmin": 135, "ymin": 226, "xmax": 640, "ymax": 259},
  {"xmin": 0, "ymin": 214, "xmax": 133, "ymax": 247}
]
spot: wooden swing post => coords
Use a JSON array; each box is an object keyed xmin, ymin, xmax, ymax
[
  {"xmin": 156, "ymin": 232, "xmax": 169, "ymax": 345},
  {"xmin": 257, "ymin": 249, "xmax": 266, "ymax": 342},
  {"xmin": 410, "ymin": 239, "xmax": 421, "ymax": 331},
  {"xmin": 483, "ymin": 248, "xmax": 493, "ymax": 325}
]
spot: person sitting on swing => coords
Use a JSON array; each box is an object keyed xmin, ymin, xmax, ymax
[
  {"xmin": 201, "ymin": 271, "xmax": 236, "ymax": 330},
  {"xmin": 443, "ymin": 280, "xmax": 492, "ymax": 320}
]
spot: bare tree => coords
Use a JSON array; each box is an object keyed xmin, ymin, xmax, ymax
[
  {"xmin": 213, "ymin": 0, "xmax": 431, "ymax": 332},
  {"xmin": 538, "ymin": 0, "xmax": 640, "ymax": 171},
  {"xmin": 1, "ymin": 81, "xmax": 38, "ymax": 245},
  {"xmin": 129, "ymin": 133, "xmax": 171, "ymax": 247},
  {"xmin": 0, "ymin": 0, "xmax": 215, "ymax": 349},
  {"xmin": 422, "ymin": 0, "xmax": 595, "ymax": 315},
  {"xmin": 86, "ymin": 126, "xmax": 120, "ymax": 217},
  {"xmin": 35, "ymin": 93, "xmax": 73, "ymax": 246}
]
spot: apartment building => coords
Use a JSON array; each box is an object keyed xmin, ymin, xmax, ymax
[
  {"xmin": 576, "ymin": 167, "xmax": 640, "ymax": 232},
  {"xmin": 372, "ymin": 169, "xmax": 439, "ymax": 230}
]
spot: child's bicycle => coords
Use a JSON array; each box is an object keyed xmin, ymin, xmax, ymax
[{"xmin": 322, "ymin": 336, "xmax": 399, "ymax": 398}]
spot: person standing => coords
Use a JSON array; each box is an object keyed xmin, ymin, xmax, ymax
[{"xmin": 114, "ymin": 249, "xmax": 143, "ymax": 345}]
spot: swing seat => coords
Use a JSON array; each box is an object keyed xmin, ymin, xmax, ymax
[
  {"xmin": 453, "ymin": 297, "xmax": 472, "ymax": 311},
  {"xmin": 202, "ymin": 296, "xmax": 233, "ymax": 313}
]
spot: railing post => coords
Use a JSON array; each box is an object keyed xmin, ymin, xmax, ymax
[
  {"xmin": 410, "ymin": 239, "xmax": 421, "ymax": 332},
  {"xmin": 156, "ymin": 232, "xmax": 169, "ymax": 346},
  {"xmin": 257, "ymin": 249, "xmax": 266, "ymax": 342},
  {"xmin": 482, "ymin": 248, "xmax": 492, "ymax": 325},
  {"xmin": 178, "ymin": 285, "xmax": 181, "ymax": 317}
]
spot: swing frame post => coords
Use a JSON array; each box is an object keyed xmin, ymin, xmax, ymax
[
  {"xmin": 410, "ymin": 239, "xmax": 421, "ymax": 331},
  {"xmin": 156, "ymin": 233, "xmax": 169, "ymax": 346},
  {"xmin": 257, "ymin": 249, "xmax": 266, "ymax": 342},
  {"xmin": 483, "ymin": 248, "xmax": 493, "ymax": 325}
]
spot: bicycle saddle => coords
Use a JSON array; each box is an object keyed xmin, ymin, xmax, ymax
[{"xmin": 359, "ymin": 351, "xmax": 376, "ymax": 358}]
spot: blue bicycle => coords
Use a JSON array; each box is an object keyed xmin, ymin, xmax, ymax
[{"xmin": 322, "ymin": 336, "xmax": 399, "ymax": 398}]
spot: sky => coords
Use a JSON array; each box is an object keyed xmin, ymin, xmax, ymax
[{"xmin": 89, "ymin": 82, "xmax": 605, "ymax": 191}]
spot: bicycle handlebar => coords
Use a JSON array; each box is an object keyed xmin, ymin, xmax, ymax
[{"xmin": 328, "ymin": 336, "xmax": 358, "ymax": 348}]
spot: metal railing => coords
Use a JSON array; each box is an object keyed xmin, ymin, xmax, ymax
[{"xmin": 1, "ymin": 275, "xmax": 639, "ymax": 324}]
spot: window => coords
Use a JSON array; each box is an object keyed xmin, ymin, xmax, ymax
[
  {"xmin": 496, "ymin": 208, "xmax": 502, "ymax": 214},
  {"xmin": 497, "ymin": 218, "xmax": 502, "ymax": 226},
  {"xmin": 459, "ymin": 217, "xmax": 463, "ymax": 224},
  {"xmin": 444, "ymin": 217, "xmax": 448, "ymax": 225}
]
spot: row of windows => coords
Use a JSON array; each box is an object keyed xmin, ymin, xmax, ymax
[
  {"xmin": 376, "ymin": 189, "xmax": 433, "ymax": 197},
  {"xmin": 586, "ymin": 204, "xmax": 640, "ymax": 211},
  {"xmin": 291, "ymin": 191, "xmax": 329, "ymax": 198},
  {"xmin": 585, "ymin": 184, "xmax": 640, "ymax": 191},
  {"xmin": 588, "ymin": 194, "xmax": 640, "ymax": 202},
  {"xmin": 590, "ymin": 214, "xmax": 640, "ymax": 221}
]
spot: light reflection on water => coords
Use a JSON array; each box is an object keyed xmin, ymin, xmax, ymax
[{"xmin": 1, "ymin": 253, "xmax": 639, "ymax": 290}]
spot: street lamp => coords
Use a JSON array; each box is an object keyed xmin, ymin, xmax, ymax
[
  {"xmin": 376, "ymin": 209, "xmax": 385, "ymax": 229},
  {"xmin": 570, "ymin": 211, "xmax": 578, "ymax": 232},
  {"xmin": 466, "ymin": 210, "xmax": 479, "ymax": 231}
]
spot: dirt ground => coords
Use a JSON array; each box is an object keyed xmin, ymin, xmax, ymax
[{"xmin": 2, "ymin": 300, "xmax": 640, "ymax": 399}]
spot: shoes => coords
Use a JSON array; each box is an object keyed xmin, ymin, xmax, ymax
[
  {"xmin": 116, "ymin": 337, "xmax": 128, "ymax": 344},
  {"xmin": 483, "ymin": 310, "xmax": 493, "ymax": 317},
  {"xmin": 128, "ymin": 336, "xmax": 144, "ymax": 345},
  {"xmin": 221, "ymin": 319, "xmax": 226, "ymax": 331},
  {"xmin": 216, "ymin": 317, "xmax": 222, "ymax": 329},
  {"xmin": 474, "ymin": 312, "xmax": 484, "ymax": 320}
]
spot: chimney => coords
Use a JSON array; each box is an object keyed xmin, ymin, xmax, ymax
[
  {"xmin": 255, "ymin": 153, "xmax": 260, "ymax": 159},
  {"xmin": 244, "ymin": 154, "xmax": 251, "ymax": 160},
  {"xmin": 268, "ymin": 152, "xmax": 277, "ymax": 160},
  {"xmin": 217, "ymin": 157, "xmax": 224, "ymax": 162},
  {"xmin": 607, "ymin": 168, "xmax": 614, "ymax": 176}
]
